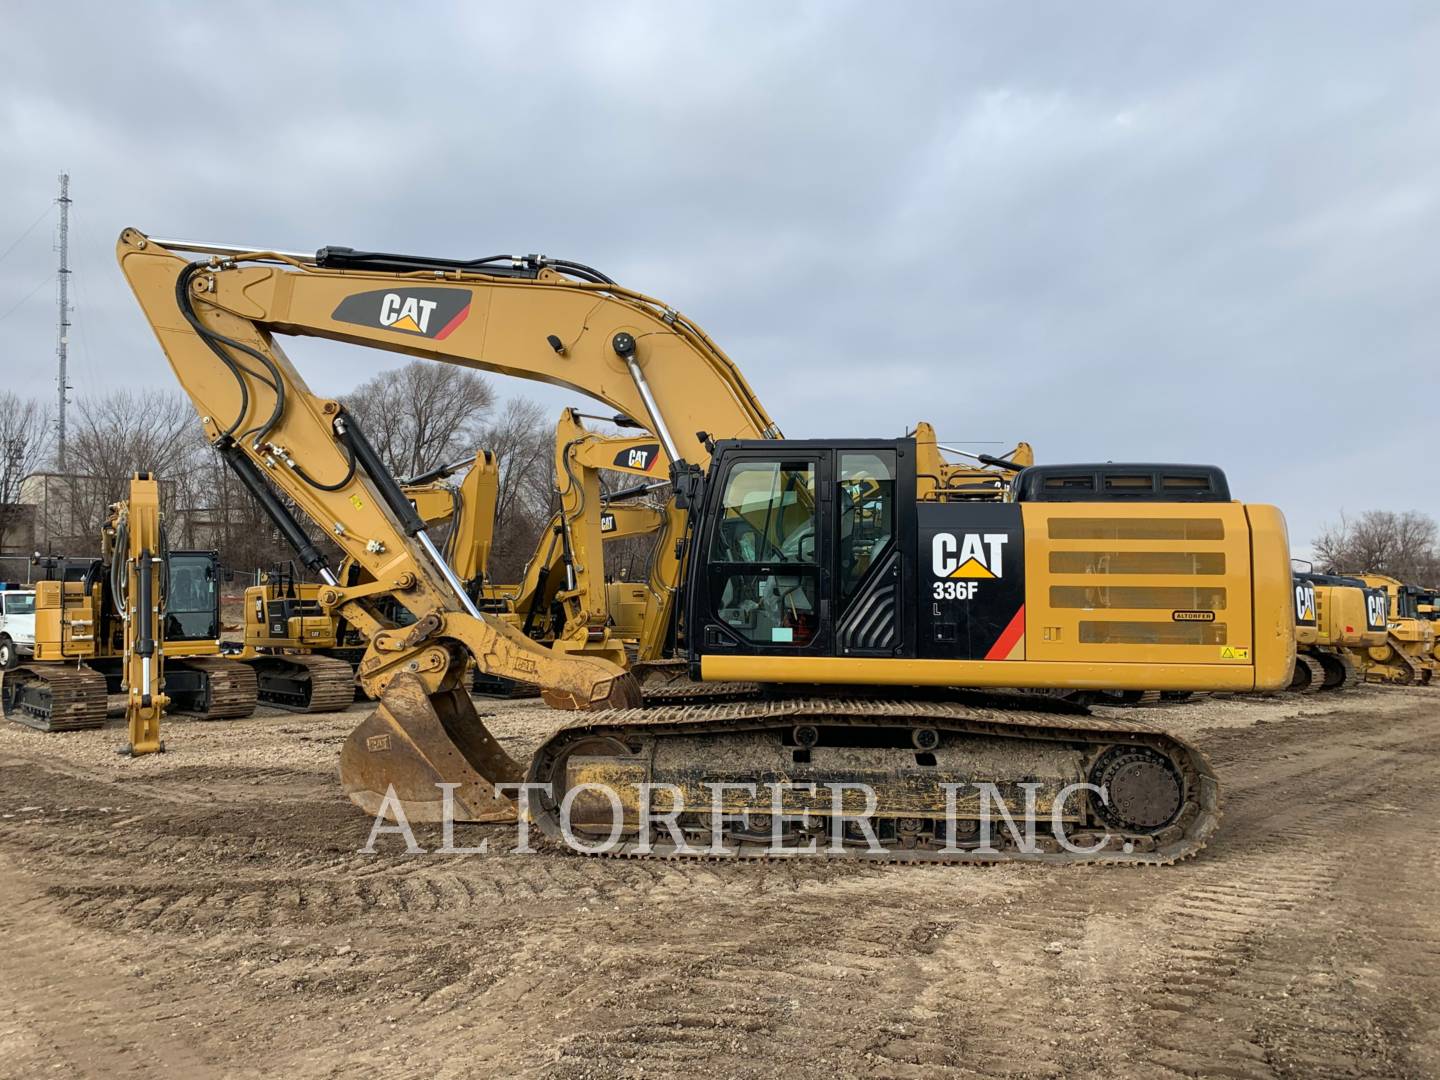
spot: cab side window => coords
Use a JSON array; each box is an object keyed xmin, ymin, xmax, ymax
[
  {"xmin": 711, "ymin": 460, "xmax": 819, "ymax": 646},
  {"xmin": 836, "ymin": 451, "xmax": 896, "ymax": 606}
]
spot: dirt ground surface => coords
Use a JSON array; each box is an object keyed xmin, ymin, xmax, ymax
[{"xmin": 0, "ymin": 685, "xmax": 1437, "ymax": 1079}]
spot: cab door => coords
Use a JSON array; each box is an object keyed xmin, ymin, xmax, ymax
[
  {"xmin": 695, "ymin": 452, "xmax": 831, "ymax": 656},
  {"xmin": 688, "ymin": 441, "xmax": 914, "ymax": 662},
  {"xmin": 832, "ymin": 448, "xmax": 910, "ymax": 657}
]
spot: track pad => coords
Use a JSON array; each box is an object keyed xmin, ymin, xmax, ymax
[{"xmin": 339, "ymin": 673, "xmax": 522, "ymax": 823}]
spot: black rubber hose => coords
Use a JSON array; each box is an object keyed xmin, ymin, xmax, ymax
[
  {"xmin": 174, "ymin": 262, "xmax": 286, "ymax": 444},
  {"xmin": 217, "ymin": 440, "xmax": 329, "ymax": 576},
  {"xmin": 336, "ymin": 413, "xmax": 427, "ymax": 536}
]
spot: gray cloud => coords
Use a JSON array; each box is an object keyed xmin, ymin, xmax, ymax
[{"xmin": 1, "ymin": 1, "xmax": 1436, "ymax": 550}]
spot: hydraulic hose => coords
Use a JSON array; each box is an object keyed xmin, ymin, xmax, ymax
[{"xmin": 217, "ymin": 439, "xmax": 333, "ymax": 582}]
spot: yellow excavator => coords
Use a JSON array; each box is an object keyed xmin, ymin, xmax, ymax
[
  {"xmin": 1287, "ymin": 570, "xmax": 1387, "ymax": 691},
  {"xmin": 233, "ymin": 420, "xmax": 668, "ymax": 701},
  {"xmin": 117, "ymin": 231, "xmax": 1294, "ymax": 864},
  {"xmin": 0, "ymin": 474, "xmax": 257, "ymax": 746},
  {"xmin": 1345, "ymin": 574, "xmax": 1436, "ymax": 685}
]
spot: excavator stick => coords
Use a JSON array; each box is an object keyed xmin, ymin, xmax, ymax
[{"xmin": 339, "ymin": 672, "xmax": 523, "ymax": 823}]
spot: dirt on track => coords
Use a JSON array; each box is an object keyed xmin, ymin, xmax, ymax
[{"xmin": 0, "ymin": 687, "xmax": 1437, "ymax": 1079}]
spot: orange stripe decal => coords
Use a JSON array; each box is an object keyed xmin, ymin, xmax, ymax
[
  {"xmin": 984, "ymin": 604, "xmax": 1026, "ymax": 661},
  {"xmin": 433, "ymin": 302, "xmax": 472, "ymax": 340}
]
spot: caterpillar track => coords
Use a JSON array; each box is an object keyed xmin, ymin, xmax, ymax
[
  {"xmin": 632, "ymin": 659, "xmax": 762, "ymax": 703},
  {"xmin": 169, "ymin": 657, "xmax": 259, "ymax": 720},
  {"xmin": 1384, "ymin": 635, "xmax": 1433, "ymax": 685},
  {"xmin": 244, "ymin": 654, "xmax": 356, "ymax": 713},
  {"xmin": 1315, "ymin": 649, "xmax": 1359, "ymax": 691},
  {"xmin": 523, "ymin": 694, "xmax": 1220, "ymax": 866},
  {"xmin": 1, "ymin": 664, "xmax": 109, "ymax": 732},
  {"xmin": 1289, "ymin": 653, "xmax": 1327, "ymax": 694}
]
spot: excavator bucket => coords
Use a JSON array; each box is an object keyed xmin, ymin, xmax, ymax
[{"xmin": 339, "ymin": 673, "xmax": 522, "ymax": 823}]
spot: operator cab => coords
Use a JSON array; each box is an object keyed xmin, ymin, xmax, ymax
[
  {"xmin": 165, "ymin": 551, "xmax": 222, "ymax": 642},
  {"xmin": 686, "ymin": 439, "xmax": 912, "ymax": 660}
]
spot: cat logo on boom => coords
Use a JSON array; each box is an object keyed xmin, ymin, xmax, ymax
[
  {"xmin": 331, "ymin": 287, "xmax": 472, "ymax": 340},
  {"xmin": 379, "ymin": 293, "xmax": 437, "ymax": 334},
  {"xmin": 613, "ymin": 443, "xmax": 661, "ymax": 473},
  {"xmin": 931, "ymin": 532, "xmax": 1008, "ymax": 600}
]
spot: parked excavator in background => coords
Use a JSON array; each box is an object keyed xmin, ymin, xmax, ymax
[
  {"xmin": 230, "ymin": 419, "xmax": 671, "ymax": 703},
  {"xmin": 0, "ymin": 474, "xmax": 258, "ymax": 747},
  {"xmin": 913, "ymin": 423, "xmax": 1033, "ymax": 502},
  {"xmin": 1287, "ymin": 569, "xmax": 1387, "ymax": 691},
  {"xmin": 473, "ymin": 408, "xmax": 668, "ymax": 693},
  {"xmin": 1345, "ymin": 574, "xmax": 1436, "ymax": 685},
  {"xmin": 118, "ymin": 229, "xmax": 1295, "ymax": 865}
]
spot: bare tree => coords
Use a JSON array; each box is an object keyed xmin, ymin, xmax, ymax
[
  {"xmin": 0, "ymin": 392, "xmax": 51, "ymax": 553},
  {"xmin": 480, "ymin": 396, "xmax": 557, "ymax": 583},
  {"xmin": 1314, "ymin": 510, "xmax": 1440, "ymax": 584},
  {"xmin": 342, "ymin": 362, "xmax": 495, "ymax": 479},
  {"xmin": 49, "ymin": 390, "xmax": 205, "ymax": 552}
]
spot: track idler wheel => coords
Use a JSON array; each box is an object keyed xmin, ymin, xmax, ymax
[{"xmin": 340, "ymin": 672, "xmax": 522, "ymax": 823}]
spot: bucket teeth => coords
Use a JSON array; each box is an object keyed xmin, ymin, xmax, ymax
[{"xmin": 339, "ymin": 672, "xmax": 522, "ymax": 824}]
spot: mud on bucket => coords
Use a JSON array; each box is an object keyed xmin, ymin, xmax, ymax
[{"xmin": 339, "ymin": 672, "xmax": 522, "ymax": 823}]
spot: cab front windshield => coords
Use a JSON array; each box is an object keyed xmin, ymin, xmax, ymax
[{"xmin": 166, "ymin": 554, "xmax": 219, "ymax": 641}]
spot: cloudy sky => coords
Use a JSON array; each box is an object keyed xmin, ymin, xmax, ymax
[{"xmin": 2, "ymin": 3, "xmax": 1436, "ymax": 551}]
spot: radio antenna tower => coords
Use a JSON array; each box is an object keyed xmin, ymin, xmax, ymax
[{"xmin": 55, "ymin": 172, "xmax": 72, "ymax": 470}]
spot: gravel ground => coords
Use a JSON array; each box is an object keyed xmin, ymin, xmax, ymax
[{"xmin": 0, "ymin": 685, "xmax": 1436, "ymax": 1079}]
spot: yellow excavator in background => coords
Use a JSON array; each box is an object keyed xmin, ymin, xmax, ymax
[
  {"xmin": 1288, "ymin": 570, "xmax": 1387, "ymax": 692},
  {"xmin": 117, "ymin": 230, "xmax": 1295, "ymax": 865},
  {"xmin": 0, "ymin": 474, "xmax": 258, "ymax": 747},
  {"xmin": 473, "ymin": 407, "xmax": 669, "ymax": 693},
  {"xmin": 233, "ymin": 419, "xmax": 671, "ymax": 701},
  {"xmin": 913, "ymin": 423, "xmax": 1033, "ymax": 502},
  {"xmin": 1345, "ymin": 574, "xmax": 1435, "ymax": 685}
]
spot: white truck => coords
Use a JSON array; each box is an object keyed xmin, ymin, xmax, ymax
[{"xmin": 0, "ymin": 588, "xmax": 36, "ymax": 670}]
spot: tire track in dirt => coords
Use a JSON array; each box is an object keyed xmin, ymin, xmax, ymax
[{"xmin": 511, "ymin": 704, "xmax": 1440, "ymax": 1079}]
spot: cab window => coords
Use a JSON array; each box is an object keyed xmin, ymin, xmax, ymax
[
  {"xmin": 836, "ymin": 451, "xmax": 895, "ymax": 605},
  {"xmin": 165, "ymin": 555, "xmax": 219, "ymax": 641},
  {"xmin": 711, "ymin": 460, "xmax": 818, "ymax": 646}
]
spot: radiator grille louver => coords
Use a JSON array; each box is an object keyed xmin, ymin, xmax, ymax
[
  {"xmin": 1050, "ymin": 586, "xmax": 1227, "ymax": 610},
  {"xmin": 1048, "ymin": 518, "xmax": 1225, "ymax": 541},
  {"xmin": 1079, "ymin": 621, "xmax": 1228, "ymax": 645},
  {"xmin": 1042, "ymin": 514, "xmax": 1237, "ymax": 654},
  {"xmin": 1049, "ymin": 551, "xmax": 1226, "ymax": 575}
]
